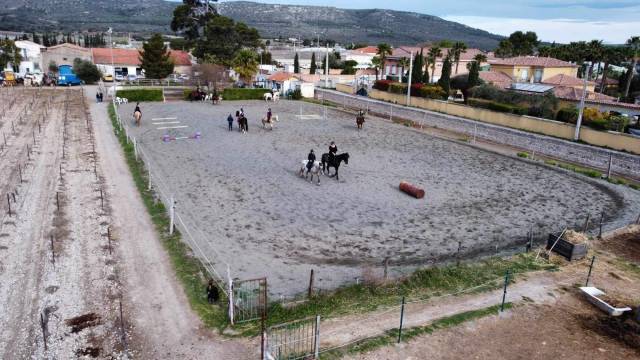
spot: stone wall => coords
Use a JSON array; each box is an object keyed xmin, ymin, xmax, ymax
[{"xmin": 317, "ymin": 89, "xmax": 640, "ymax": 179}]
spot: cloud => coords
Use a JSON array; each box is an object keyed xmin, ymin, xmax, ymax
[{"xmin": 443, "ymin": 15, "xmax": 640, "ymax": 44}]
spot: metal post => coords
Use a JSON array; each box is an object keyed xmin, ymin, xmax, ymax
[
  {"xmin": 598, "ymin": 211, "xmax": 604, "ymax": 238},
  {"xmin": 582, "ymin": 214, "xmax": 591, "ymax": 233},
  {"xmin": 390, "ymin": 105, "xmax": 393, "ymax": 122},
  {"xmin": 308, "ymin": 269, "xmax": 314, "ymax": 298},
  {"xmin": 6, "ymin": 193, "xmax": 11, "ymax": 216},
  {"xmin": 606, "ymin": 154, "xmax": 613, "ymax": 179},
  {"xmin": 500, "ymin": 270, "xmax": 510, "ymax": 312},
  {"xmin": 50, "ymin": 235, "xmax": 55, "ymax": 265},
  {"xmin": 406, "ymin": 52, "xmax": 413, "ymax": 106},
  {"xmin": 227, "ymin": 265, "xmax": 234, "ymax": 325},
  {"xmin": 397, "ymin": 296, "xmax": 405, "ymax": 343},
  {"xmin": 169, "ymin": 195, "xmax": 175, "ymax": 235},
  {"xmin": 147, "ymin": 167, "xmax": 152, "ymax": 191},
  {"xmin": 383, "ymin": 257, "xmax": 390, "ymax": 280},
  {"xmin": 133, "ymin": 137, "xmax": 138, "ymax": 160},
  {"xmin": 585, "ymin": 256, "xmax": 596, "ymax": 286},
  {"xmin": 314, "ymin": 315, "xmax": 321, "ymax": 359},
  {"xmin": 324, "ymin": 44, "xmax": 329, "ymax": 88}
]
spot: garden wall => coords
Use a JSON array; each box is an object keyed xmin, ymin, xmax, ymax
[
  {"xmin": 365, "ymin": 89, "xmax": 640, "ymax": 154},
  {"xmin": 318, "ymin": 89, "xmax": 640, "ymax": 179}
]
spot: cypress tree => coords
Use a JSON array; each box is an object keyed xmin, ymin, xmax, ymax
[
  {"xmin": 468, "ymin": 61, "xmax": 480, "ymax": 87},
  {"xmin": 293, "ymin": 53, "xmax": 300, "ymax": 73},
  {"xmin": 438, "ymin": 55, "xmax": 452, "ymax": 98},
  {"xmin": 310, "ymin": 52, "xmax": 316, "ymax": 74},
  {"xmin": 411, "ymin": 49, "xmax": 423, "ymax": 84},
  {"xmin": 43, "ymin": 33, "xmax": 50, "ymax": 47},
  {"xmin": 140, "ymin": 33, "xmax": 175, "ymax": 79}
]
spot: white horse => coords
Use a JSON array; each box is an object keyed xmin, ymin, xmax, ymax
[
  {"xmin": 263, "ymin": 91, "xmax": 280, "ymax": 102},
  {"xmin": 261, "ymin": 115, "xmax": 279, "ymax": 130},
  {"xmin": 115, "ymin": 97, "xmax": 128, "ymax": 105},
  {"xmin": 299, "ymin": 160, "xmax": 322, "ymax": 184}
]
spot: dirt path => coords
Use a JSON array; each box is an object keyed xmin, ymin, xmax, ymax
[
  {"xmin": 86, "ymin": 87, "xmax": 254, "ymax": 359},
  {"xmin": 319, "ymin": 267, "xmax": 585, "ymax": 349}
]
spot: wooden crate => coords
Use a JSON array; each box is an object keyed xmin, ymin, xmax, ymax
[{"xmin": 546, "ymin": 233, "xmax": 588, "ymax": 261}]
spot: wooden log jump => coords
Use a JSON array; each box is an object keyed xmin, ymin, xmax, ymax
[{"xmin": 399, "ymin": 181, "xmax": 425, "ymax": 199}]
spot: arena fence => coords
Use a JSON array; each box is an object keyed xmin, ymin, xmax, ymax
[{"xmin": 232, "ymin": 277, "xmax": 268, "ymax": 324}]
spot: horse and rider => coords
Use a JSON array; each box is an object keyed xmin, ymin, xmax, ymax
[
  {"xmin": 301, "ymin": 142, "xmax": 350, "ymax": 183},
  {"xmin": 133, "ymin": 102, "xmax": 142, "ymax": 126},
  {"xmin": 356, "ymin": 110, "xmax": 365, "ymax": 130}
]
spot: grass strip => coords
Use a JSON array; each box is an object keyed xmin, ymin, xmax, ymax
[
  {"xmin": 107, "ymin": 104, "xmax": 229, "ymax": 332},
  {"xmin": 232, "ymin": 253, "xmax": 553, "ymax": 336},
  {"xmin": 321, "ymin": 303, "xmax": 512, "ymax": 359}
]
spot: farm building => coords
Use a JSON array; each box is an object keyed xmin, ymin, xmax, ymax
[
  {"xmin": 41, "ymin": 43, "xmax": 92, "ymax": 69},
  {"xmin": 91, "ymin": 48, "xmax": 193, "ymax": 79}
]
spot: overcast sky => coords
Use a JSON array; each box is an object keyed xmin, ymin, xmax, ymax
[{"xmin": 209, "ymin": 0, "xmax": 640, "ymax": 43}]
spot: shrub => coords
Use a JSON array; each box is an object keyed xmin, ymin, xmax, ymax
[
  {"xmin": 418, "ymin": 85, "xmax": 447, "ymax": 100},
  {"xmin": 517, "ymin": 152, "xmax": 529, "ymax": 158},
  {"xmin": 291, "ymin": 88, "xmax": 303, "ymax": 100},
  {"xmin": 373, "ymin": 80, "xmax": 392, "ymax": 91},
  {"xmin": 556, "ymin": 107, "xmax": 578, "ymax": 123},
  {"xmin": 389, "ymin": 83, "xmax": 408, "ymax": 94},
  {"xmin": 470, "ymin": 84, "xmax": 558, "ymax": 119},
  {"xmin": 116, "ymin": 89, "xmax": 163, "ymax": 102},
  {"xmin": 221, "ymin": 88, "xmax": 270, "ymax": 100}
]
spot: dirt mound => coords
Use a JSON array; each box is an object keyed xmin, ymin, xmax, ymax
[{"xmin": 65, "ymin": 313, "xmax": 101, "ymax": 334}]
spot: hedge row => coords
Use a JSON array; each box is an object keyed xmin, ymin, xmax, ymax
[
  {"xmin": 221, "ymin": 88, "xmax": 271, "ymax": 100},
  {"xmin": 467, "ymin": 98, "xmax": 528, "ymax": 115},
  {"xmin": 374, "ymin": 80, "xmax": 447, "ymax": 100},
  {"xmin": 116, "ymin": 89, "xmax": 164, "ymax": 102}
]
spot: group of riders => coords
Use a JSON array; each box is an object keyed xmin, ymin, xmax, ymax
[{"xmin": 307, "ymin": 141, "xmax": 338, "ymax": 172}]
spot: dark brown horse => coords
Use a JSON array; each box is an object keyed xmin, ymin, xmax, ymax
[
  {"xmin": 321, "ymin": 153, "xmax": 349, "ymax": 181},
  {"xmin": 356, "ymin": 115, "xmax": 365, "ymax": 129}
]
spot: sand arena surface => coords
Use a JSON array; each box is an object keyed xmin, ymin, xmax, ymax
[{"xmin": 120, "ymin": 100, "xmax": 640, "ymax": 296}]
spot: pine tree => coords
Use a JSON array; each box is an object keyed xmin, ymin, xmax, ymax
[
  {"xmin": 32, "ymin": 33, "xmax": 40, "ymax": 45},
  {"xmin": 66, "ymin": 33, "xmax": 72, "ymax": 44},
  {"xmin": 140, "ymin": 33, "xmax": 175, "ymax": 79},
  {"xmin": 438, "ymin": 55, "xmax": 452, "ymax": 98},
  {"xmin": 293, "ymin": 53, "xmax": 300, "ymax": 73},
  {"xmin": 310, "ymin": 52, "xmax": 316, "ymax": 75},
  {"xmin": 43, "ymin": 33, "xmax": 50, "ymax": 47}
]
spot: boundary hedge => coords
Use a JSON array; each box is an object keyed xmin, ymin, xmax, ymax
[{"xmin": 116, "ymin": 89, "xmax": 164, "ymax": 102}]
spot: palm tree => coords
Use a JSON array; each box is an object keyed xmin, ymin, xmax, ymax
[
  {"xmin": 232, "ymin": 49, "xmax": 259, "ymax": 85},
  {"xmin": 427, "ymin": 47, "xmax": 442, "ymax": 83},
  {"xmin": 598, "ymin": 46, "xmax": 623, "ymax": 93},
  {"xmin": 371, "ymin": 56, "xmax": 382, "ymax": 80},
  {"xmin": 473, "ymin": 53, "xmax": 487, "ymax": 64},
  {"xmin": 451, "ymin": 41, "xmax": 468, "ymax": 74},
  {"xmin": 376, "ymin": 43, "xmax": 392, "ymax": 79},
  {"xmin": 623, "ymin": 36, "xmax": 640, "ymax": 98},
  {"xmin": 398, "ymin": 57, "xmax": 409, "ymax": 83}
]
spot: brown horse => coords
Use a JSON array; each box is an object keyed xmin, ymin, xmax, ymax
[
  {"xmin": 356, "ymin": 115, "xmax": 365, "ymax": 130},
  {"xmin": 134, "ymin": 110, "xmax": 142, "ymax": 127}
]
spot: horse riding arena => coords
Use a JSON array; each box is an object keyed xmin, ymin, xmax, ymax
[{"xmin": 118, "ymin": 99, "xmax": 640, "ymax": 297}]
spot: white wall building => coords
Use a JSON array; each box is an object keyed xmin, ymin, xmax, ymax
[{"xmin": 15, "ymin": 40, "xmax": 45, "ymax": 76}]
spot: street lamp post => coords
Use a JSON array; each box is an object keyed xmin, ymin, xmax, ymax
[{"xmin": 574, "ymin": 61, "xmax": 591, "ymax": 141}]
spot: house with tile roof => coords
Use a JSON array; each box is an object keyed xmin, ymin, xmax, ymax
[
  {"xmin": 91, "ymin": 48, "xmax": 193, "ymax": 79},
  {"xmin": 383, "ymin": 46, "xmax": 487, "ymax": 82},
  {"xmin": 489, "ymin": 56, "xmax": 578, "ymax": 84},
  {"xmin": 542, "ymin": 74, "xmax": 595, "ymax": 92},
  {"xmin": 478, "ymin": 71, "xmax": 514, "ymax": 89}
]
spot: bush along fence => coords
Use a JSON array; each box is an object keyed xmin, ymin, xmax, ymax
[
  {"xmin": 115, "ymin": 89, "xmax": 164, "ymax": 102},
  {"xmin": 319, "ymin": 89, "xmax": 640, "ymax": 180}
]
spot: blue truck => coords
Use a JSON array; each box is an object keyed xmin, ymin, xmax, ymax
[{"xmin": 57, "ymin": 65, "xmax": 82, "ymax": 86}]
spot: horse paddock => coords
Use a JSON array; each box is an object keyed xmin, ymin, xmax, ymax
[{"xmin": 118, "ymin": 99, "xmax": 640, "ymax": 297}]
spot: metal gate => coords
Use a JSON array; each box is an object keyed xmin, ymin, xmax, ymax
[
  {"xmin": 266, "ymin": 316, "xmax": 320, "ymax": 360},
  {"xmin": 231, "ymin": 277, "xmax": 267, "ymax": 324}
]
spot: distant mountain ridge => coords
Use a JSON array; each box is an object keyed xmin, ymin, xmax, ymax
[{"xmin": 0, "ymin": 0, "xmax": 502, "ymax": 49}]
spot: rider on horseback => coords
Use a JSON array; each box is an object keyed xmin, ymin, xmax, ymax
[
  {"xmin": 328, "ymin": 141, "xmax": 338, "ymax": 164},
  {"xmin": 307, "ymin": 149, "xmax": 316, "ymax": 172},
  {"xmin": 134, "ymin": 102, "xmax": 141, "ymax": 116},
  {"xmin": 267, "ymin": 108, "xmax": 272, "ymax": 122}
]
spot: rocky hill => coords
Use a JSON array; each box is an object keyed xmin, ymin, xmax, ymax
[{"xmin": 0, "ymin": 0, "xmax": 502, "ymax": 49}]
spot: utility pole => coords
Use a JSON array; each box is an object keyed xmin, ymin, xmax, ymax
[
  {"xmin": 406, "ymin": 51, "xmax": 414, "ymax": 106},
  {"xmin": 574, "ymin": 61, "xmax": 590, "ymax": 141},
  {"xmin": 325, "ymin": 44, "xmax": 329, "ymax": 88},
  {"xmin": 107, "ymin": 28, "xmax": 114, "ymax": 82}
]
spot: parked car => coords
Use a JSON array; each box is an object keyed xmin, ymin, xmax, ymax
[
  {"xmin": 24, "ymin": 72, "xmax": 44, "ymax": 86},
  {"xmin": 127, "ymin": 74, "xmax": 137, "ymax": 81},
  {"xmin": 103, "ymin": 74, "xmax": 113, "ymax": 82},
  {"xmin": 115, "ymin": 74, "xmax": 125, "ymax": 82},
  {"xmin": 166, "ymin": 73, "xmax": 185, "ymax": 84}
]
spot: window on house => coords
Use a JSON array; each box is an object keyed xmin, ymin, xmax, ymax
[
  {"xmin": 391, "ymin": 65, "xmax": 396, "ymax": 75},
  {"xmin": 520, "ymin": 69, "xmax": 529, "ymax": 81},
  {"xmin": 533, "ymin": 69, "xmax": 543, "ymax": 83}
]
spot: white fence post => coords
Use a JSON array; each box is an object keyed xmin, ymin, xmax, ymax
[
  {"xmin": 133, "ymin": 137, "xmax": 138, "ymax": 160},
  {"xmin": 314, "ymin": 315, "xmax": 321, "ymax": 358},
  {"xmin": 228, "ymin": 265, "xmax": 234, "ymax": 325},
  {"xmin": 169, "ymin": 195, "xmax": 175, "ymax": 235}
]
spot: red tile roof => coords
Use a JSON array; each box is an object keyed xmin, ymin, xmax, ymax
[
  {"xmin": 268, "ymin": 72, "xmax": 296, "ymax": 81},
  {"xmin": 479, "ymin": 71, "xmax": 513, "ymax": 89},
  {"xmin": 353, "ymin": 46, "xmax": 379, "ymax": 55},
  {"xmin": 389, "ymin": 47, "xmax": 486, "ymax": 61},
  {"xmin": 489, "ymin": 56, "xmax": 577, "ymax": 68},
  {"xmin": 542, "ymin": 74, "xmax": 592, "ymax": 87},
  {"xmin": 552, "ymin": 86, "xmax": 640, "ymax": 110},
  {"xmin": 91, "ymin": 48, "xmax": 191, "ymax": 66}
]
